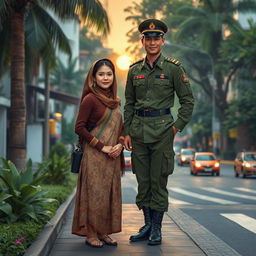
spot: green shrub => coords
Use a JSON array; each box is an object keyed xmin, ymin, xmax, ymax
[
  {"xmin": 0, "ymin": 158, "xmax": 57, "ymax": 223},
  {"xmin": 0, "ymin": 221, "xmax": 43, "ymax": 256},
  {"xmin": 50, "ymin": 142, "xmax": 69, "ymax": 157}
]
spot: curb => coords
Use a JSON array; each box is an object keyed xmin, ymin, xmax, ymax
[
  {"xmin": 24, "ymin": 190, "xmax": 76, "ymax": 256},
  {"xmin": 167, "ymin": 206, "xmax": 241, "ymax": 256}
]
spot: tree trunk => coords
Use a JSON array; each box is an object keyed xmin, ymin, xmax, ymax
[{"xmin": 8, "ymin": 11, "xmax": 26, "ymax": 170}]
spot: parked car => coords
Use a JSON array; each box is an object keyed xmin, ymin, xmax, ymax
[
  {"xmin": 123, "ymin": 150, "xmax": 132, "ymax": 171},
  {"xmin": 190, "ymin": 152, "xmax": 220, "ymax": 176},
  {"xmin": 177, "ymin": 148, "xmax": 195, "ymax": 166},
  {"xmin": 234, "ymin": 151, "xmax": 256, "ymax": 178}
]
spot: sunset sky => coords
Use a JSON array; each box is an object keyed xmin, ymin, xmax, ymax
[{"xmin": 101, "ymin": 0, "xmax": 141, "ymax": 55}]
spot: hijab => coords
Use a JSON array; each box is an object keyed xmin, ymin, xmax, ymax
[{"xmin": 80, "ymin": 58, "xmax": 120, "ymax": 109}]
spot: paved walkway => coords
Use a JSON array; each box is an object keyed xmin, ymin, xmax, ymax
[{"xmin": 49, "ymin": 203, "xmax": 205, "ymax": 256}]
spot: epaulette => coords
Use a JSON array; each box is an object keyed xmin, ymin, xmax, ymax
[
  {"xmin": 129, "ymin": 59, "xmax": 143, "ymax": 68},
  {"xmin": 165, "ymin": 57, "xmax": 181, "ymax": 66}
]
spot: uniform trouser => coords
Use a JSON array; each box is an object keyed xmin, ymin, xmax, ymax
[{"xmin": 131, "ymin": 128, "xmax": 174, "ymax": 212}]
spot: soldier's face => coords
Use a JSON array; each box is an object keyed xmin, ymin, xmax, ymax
[
  {"xmin": 94, "ymin": 65, "xmax": 114, "ymax": 89},
  {"xmin": 141, "ymin": 36, "xmax": 165, "ymax": 56}
]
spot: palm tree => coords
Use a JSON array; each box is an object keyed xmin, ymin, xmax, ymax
[
  {"xmin": 165, "ymin": 0, "xmax": 256, "ymax": 150},
  {"xmin": 0, "ymin": 0, "xmax": 109, "ymax": 170}
]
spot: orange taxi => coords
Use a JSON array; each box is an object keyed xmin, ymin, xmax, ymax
[
  {"xmin": 190, "ymin": 152, "xmax": 220, "ymax": 176},
  {"xmin": 234, "ymin": 151, "xmax": 256, "ymax": 178}
]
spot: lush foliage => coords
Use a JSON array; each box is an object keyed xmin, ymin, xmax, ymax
[
  {"xmin": 0, "ymin": 177, "xmax": 77, "ymax": 256},
  {"xmin": 39, "ymin": 143, "xmax": 71, "ymax": 186},
  {"xmin": 0, "ymin": 158, "xmax": 56, "ymax": 223},
  {"xmin": 50, "ymin": 57, "xmax": 84, "ymax": 96},
  {"xmin": 0, "ymin": 221, "xmax": 44, "ymax": 256}
]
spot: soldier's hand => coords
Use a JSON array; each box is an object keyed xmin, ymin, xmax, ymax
[
  {"xmin": 172, "ymin": 126, "xmax": 179, "ymax": 136},
  {"xmin": 124, "ymin": 136, "xmax": 132, "ymax": 151}
]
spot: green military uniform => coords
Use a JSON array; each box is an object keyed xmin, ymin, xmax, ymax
[
  {"xmin": 125, "ymin": 18, "xmax": 194, "ymax": 245},
  {"xmin": 124, "ymin": 18, "xmax": 194, "ymax": 214},
  {"xmin": 124, "ymin": 54, "xmax": 194, "ymax": 212}
]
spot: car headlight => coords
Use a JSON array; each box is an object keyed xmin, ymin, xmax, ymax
[
  {"xmin": 181, "ymin": 157, "xmax": 186, "ymax": 161},
  {"xmin": 195, "ymin": 162, "xmax": 201, "ymax": 167},
  {"xmin": 214, "ymin": 162, "xmax": 220, "ymax": 167},
  {"xmin": 245, "ymin": 162, "xmax": 251, "ymax": 168}
]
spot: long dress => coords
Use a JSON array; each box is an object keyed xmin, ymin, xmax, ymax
[{"xmin": 72, "ymin": 106, "xmax": 123, "ymax": 236}]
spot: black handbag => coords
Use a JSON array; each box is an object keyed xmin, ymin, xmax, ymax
[{"xmin": 71, "ymin": 144, "xmax": 83, "ymax": 173}]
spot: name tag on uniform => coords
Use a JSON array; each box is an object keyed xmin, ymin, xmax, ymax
[
  {"xmin": 155, "ymin": 74, "xmax": 169, "ymax": 79},
  {"xmin": 133, "ymin": 75, "xmax": 145, "ymax": 80}
]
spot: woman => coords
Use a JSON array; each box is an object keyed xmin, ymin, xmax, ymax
[{"xmin": 72, "ymin": 58, "xmax": 124, "ymax": 248}]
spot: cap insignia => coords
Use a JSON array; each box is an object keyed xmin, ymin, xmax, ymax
[{"xmin": 149, "ymin": 22, "xmax": 155, "ymax": 29}]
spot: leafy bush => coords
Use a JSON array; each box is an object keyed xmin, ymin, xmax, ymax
[
  {"xmin": 0, "ymin": 221, "xmax": 43, "ymax": 256},
  {"xmin": 50, "ymin": 142, "xmax": 69, "ymax": 158},
  {"xmin": 39, "ymin": 153, "xmax": 71, "ymax": 186},
  {"xmin": 0, "ymin": 158, "xmax": 57, "ymax": 223}
]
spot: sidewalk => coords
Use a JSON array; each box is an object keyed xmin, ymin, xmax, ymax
[{"xmin": 48, "ymin": 203, "xmax": 205, "ymax": 256}]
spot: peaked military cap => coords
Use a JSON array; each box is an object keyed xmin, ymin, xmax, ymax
[{"xmin": 138, "ymin": 19, "xmax": 168, "ymax": 37}]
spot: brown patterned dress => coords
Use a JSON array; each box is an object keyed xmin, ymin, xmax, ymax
[{"xmin": 72, "ymin": 107, "xmax": 123, "ymax": 236}]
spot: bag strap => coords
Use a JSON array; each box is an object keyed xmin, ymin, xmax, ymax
[{"xmin": 95, "ymin": 108, "xmax": 113, "ymax": 139}]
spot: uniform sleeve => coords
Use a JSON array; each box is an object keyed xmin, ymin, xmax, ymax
[
  {"xmin": 173, "ymin": 65, "xmax": 195, "ymax": 131},
  {"xmin": 75, "ymin": 96, "xmax": 104, "ymax": 151},
  {"xmin": 124, "ymin": 68, "xmax": 135, "ymax": 136}
]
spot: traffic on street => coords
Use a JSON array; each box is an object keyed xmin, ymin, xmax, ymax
[{"xmin": 122, "ymin": 162, "xmax": 256, "ymax": 256}]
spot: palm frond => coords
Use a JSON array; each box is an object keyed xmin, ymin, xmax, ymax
[
  {"xmin": 0, "ymin": 0, "xmax": 14, "ymax": 30},
  {"xmin": 176, "ymin": 17, "xmax": 205, "ymax": 40},
  {"xmin": 237, "ymin": 0, "xmax": 256, "ymax": 12},
  {"xmin": 39, "ymin": 0, "xmax": 110, "ymax": 35},
  {"xmin": 31, "ymin": 5, "xmax": 72, "ymax": 57}
]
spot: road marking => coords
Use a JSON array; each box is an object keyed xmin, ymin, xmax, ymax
[
  {"xmin": 202, "ymin": 187, "xmax": 256, "ymax": 200},
  {"xmin": 170, "ymin": 188, "xmax": 238, "ymax": 205},
  {"xmin": 221, "ymin": 213, "xmax": 256, "ymax": 234},
  {"xmin": 169, "ymin": 197, "xmax": 192, "ymax": 205},
  {"xmin": 234, "ymin": 187, "xmax": 256, "ymax": 194}
]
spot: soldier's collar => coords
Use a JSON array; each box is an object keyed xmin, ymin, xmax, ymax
[{"xmin": 140, "ymin": 54, "xmax": 164, "ymax": 70}]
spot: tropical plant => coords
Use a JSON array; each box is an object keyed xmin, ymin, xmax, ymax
[
  {"xmin": 39, "ymin": 148, "xmax": 71, "ymax": 186},
  {"xmin": 0, "ymin": 0, "xmax": 110, "ymax": 170},
  {"xmin": 50, "ymin": 57, "xmax": 84, "ymax": 96},
  {"xmin": 0, "ymin": 158, "xmax": 56, "ymax": 223}
]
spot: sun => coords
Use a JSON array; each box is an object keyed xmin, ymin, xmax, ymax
[{"xmin": 116, "ymin": 55, "xmax": 131, "ymax": 70}]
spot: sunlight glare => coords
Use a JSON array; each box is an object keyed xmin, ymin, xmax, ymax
[{"xmin": 116, "ymin": 55, "xmax": 131, "ymax": 70}]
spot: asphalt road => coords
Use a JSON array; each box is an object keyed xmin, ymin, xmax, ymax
[{"xmin": 122, "ymin": 163, "xmax": 256, "ymax": 256}]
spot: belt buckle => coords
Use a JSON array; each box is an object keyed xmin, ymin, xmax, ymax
[{"xmin": 143, "ymin": 108, "xmax": 150, "ymax": 117}]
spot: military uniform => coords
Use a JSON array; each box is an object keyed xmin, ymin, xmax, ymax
[{"xmin": 124, "ymin": 18, "xmax": 194, "ymax": 245}]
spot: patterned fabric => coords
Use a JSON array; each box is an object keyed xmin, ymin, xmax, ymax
[{"xmin": 72, "ymin": 107, "xmax": 123, "ymax": 236}]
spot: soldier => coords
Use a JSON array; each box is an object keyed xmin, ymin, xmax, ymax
[{"xmin": 124, "ymin": 19, "xmax": 194, "ymax": 245}]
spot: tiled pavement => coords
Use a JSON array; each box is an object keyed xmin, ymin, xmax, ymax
[{"xmin": 49, "ymin": 203, "xmax": 205, "ymax": 256}]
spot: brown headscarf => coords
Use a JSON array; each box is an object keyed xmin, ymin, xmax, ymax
[{"xmin": 80, "ymin": 58, "xmax": 120, "ymax": 109}]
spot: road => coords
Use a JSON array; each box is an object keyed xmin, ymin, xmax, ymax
[{"xmin": 122, "ymin": 163, "xmax": 256, "ymax": 256}]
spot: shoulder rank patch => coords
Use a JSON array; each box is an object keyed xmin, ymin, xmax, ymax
[
  {"xmin": 165, "ymin": 57, "xmax": 181, "ymax": 66},
  {"xmin": 181, "ymin": 73, "xmax": 189, "ymax": 83},
  {"xmin": 129, "ymin": 59, "xmax": 143, "ymax": 68}
]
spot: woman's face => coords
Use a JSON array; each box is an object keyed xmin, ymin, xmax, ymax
[{"xmin": 94, "ymin": 65, "xmax": 114, "ymax": 89}]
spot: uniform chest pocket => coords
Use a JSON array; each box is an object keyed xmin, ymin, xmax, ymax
[
  {"xmin": 154, "ymin": 78, "xmax": 170, "ymax": 87},
  {"xmin": 133, "ymin": 79, "xmax": 145, "ymax": 87}
]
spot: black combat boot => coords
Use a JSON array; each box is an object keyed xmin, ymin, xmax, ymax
[
  {"xmin": 148, "ymin": 210, "xmax": 164, "ymax": 245},
  {"xmin": 129, "ymin": 206, "xmax": 152, "ymax": 242}
]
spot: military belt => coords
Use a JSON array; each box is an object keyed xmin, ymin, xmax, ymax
[{"xmin": 135, "ymin": 108, "xmax": 170, "ymax": 117}]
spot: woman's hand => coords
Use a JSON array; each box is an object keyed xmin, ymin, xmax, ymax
[
  {"xmin": 108, "ymin": 143, "xmax": 123, "ymax": 159},
  {"xmin": 102, "ymin": 146, "xmax": 113, "ymax": 154}
]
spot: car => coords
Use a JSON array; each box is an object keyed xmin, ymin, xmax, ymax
[
  {"xmin": 123, "ymin": 150, "xmax": 132, "ymax": 171},
  {"xmin": 177, "ymin": 148, "xmax": 195, "ymax": 166},
  {"xmin": 234, "ymin": 151, "xmax": 256, "ymax": 178},
  {"xmin": 190, "ymin": 152, "xmax": 220, "ymax": 176}
]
